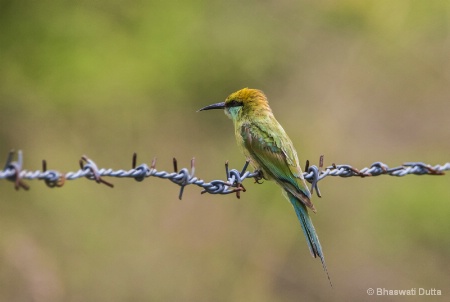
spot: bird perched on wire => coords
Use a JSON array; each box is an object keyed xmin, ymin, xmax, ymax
[{"xmin": 198, "ymin": 88, "xmax": 331, "ymax": 285}]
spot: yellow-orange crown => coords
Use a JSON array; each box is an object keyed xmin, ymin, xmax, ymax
[{"xmin": 225, "ymin": 88, "xmax": 271, "ymax": 113}]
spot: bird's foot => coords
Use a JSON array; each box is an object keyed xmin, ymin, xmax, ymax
[{"xmin": 253, "ymin": 169, "xmax": 264, "ymax": 184}]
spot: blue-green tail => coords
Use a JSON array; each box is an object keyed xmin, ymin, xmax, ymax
[{"xmin": 286, "ymin": 191, "xmax": 332, "ymax": 286}]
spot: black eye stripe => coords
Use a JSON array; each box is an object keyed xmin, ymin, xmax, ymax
[{"xmin": 227, "ymin": 100, "xmax": 243, "ymax": 107}]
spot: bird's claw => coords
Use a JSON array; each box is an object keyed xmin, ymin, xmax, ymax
[{"xmin": 253, "ymin": 169, "xmax": 264, "ymax": 184}]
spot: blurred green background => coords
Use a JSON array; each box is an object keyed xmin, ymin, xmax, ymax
[{"xmin": 1, "ymin": 0, "xmax": 449, "ymax": 301}]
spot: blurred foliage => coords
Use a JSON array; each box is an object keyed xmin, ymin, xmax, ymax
[{"xmin": 1, "ymin": 0, "xmax": 450, "ymax": 301}]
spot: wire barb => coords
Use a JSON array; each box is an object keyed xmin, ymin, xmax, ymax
[
  {"xmin": 1, "ymin": 151, "xmax": 448, "ymax": 199},
  {"xmin": 307, "ymin": 155, "xmax": 325, "ymax": 197},
  {"xmin": 42, "ymin": 159, "xmax": 65, "ymax": 188},
  {"xmin": 131, "ymin": 153, "xmax": 146, "ymax": 182},
  {"xmin": 79, "ymin": 155, "xmax": 114, "ymax": 188},
  {"xmin": 3, "ymin": 150, "xmax": 29, "ymax": 190}
]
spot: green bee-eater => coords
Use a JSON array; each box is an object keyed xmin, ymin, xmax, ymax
[{"xmin": 199, "ymin": 88, "xmax": 330, "ymax": 284}]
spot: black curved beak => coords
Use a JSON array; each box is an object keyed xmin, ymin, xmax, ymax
[{"xmin": 197, "ymin": 102, "xmax": 226, "ymax": 112}]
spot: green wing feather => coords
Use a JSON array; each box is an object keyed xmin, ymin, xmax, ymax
[{"xmin": 240, "ymin": 121, "xmax": 315, "ymax": 212}]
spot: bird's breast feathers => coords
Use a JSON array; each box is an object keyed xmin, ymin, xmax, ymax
[{"xmin": 237, "ymin": 119, "xmax": 313, "ymax": 210}]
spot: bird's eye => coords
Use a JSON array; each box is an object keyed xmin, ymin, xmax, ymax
[{"xmin": 227, "ymin": 100, "xmax": 243, "ymax": 107}]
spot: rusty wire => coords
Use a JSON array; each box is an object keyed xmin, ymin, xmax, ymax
[{"xmin": 0, "ymin": 150, "xmax": 448, "ymax": 199}]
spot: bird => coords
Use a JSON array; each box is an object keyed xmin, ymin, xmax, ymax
[{"xmin": 198, "ymin": 88, "xmax": 331, "ymax": 285}]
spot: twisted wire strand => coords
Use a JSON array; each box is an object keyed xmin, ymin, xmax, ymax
[{"xmin": 1, "ymin": 150, "xmax": 448, "ymax": 199}]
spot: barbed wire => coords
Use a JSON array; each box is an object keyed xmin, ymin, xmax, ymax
[{"xmin": 1, "ymin": 150, "xmax": 448, "ymax": 199}]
